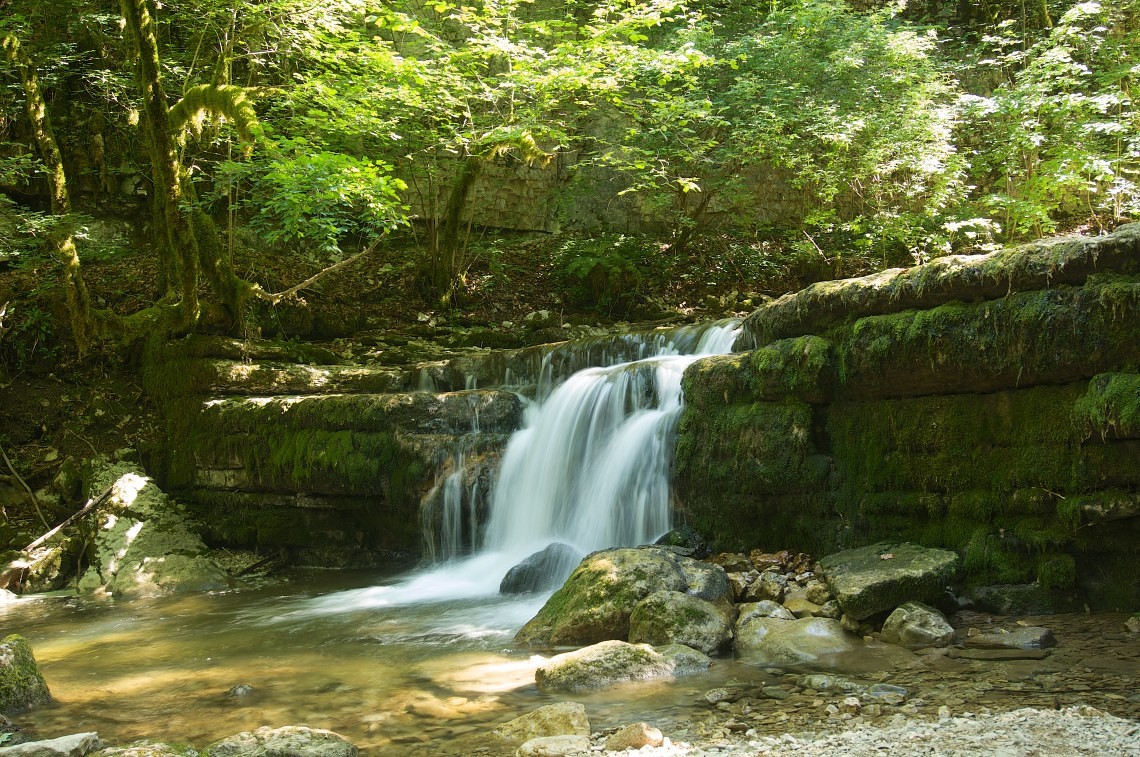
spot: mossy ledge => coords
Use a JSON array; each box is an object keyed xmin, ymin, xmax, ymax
[{"xmin": 679, "ymin": 227, "xmax": 1140, "ymax": 610}]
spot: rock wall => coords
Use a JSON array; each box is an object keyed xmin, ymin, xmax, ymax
[
  {"xmin": 143, "ymin": 337, "xmax": 522, "ymax": 566},
  {"xmin": 676, "ymin": 224, "xmax": 1140, "ymax": 610}
]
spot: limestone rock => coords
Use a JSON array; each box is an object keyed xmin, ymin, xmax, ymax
[
  {"xmin": 93, "ymin": 742, "xmax": 188, "ymax": 757},
  {"xmin": 628, "ymin": 590, "xmax": 733, "ymax": 654},
  {"xmin": 880, "ymin": 601, "xmax": 954, "ymax": 649},
  {"xmin": 737, "ymin": 600, "xmax": 796, "ymax": 624},
  {"xmin": 0, "ymin": 634, "xmax": 51, "ymax": 715},
  {"xmin": 818, "ymin": 542, "xmax": 959, "ymax": 621},
  {"xmin": 604, "ymin": 722, "xmax": 664, "ymax": 750},
  {"xmin": 750, "ymin": 571, "xmax": 787, "ymax": 603},
  {"xmin": 500, "ymin": 544, "xmax": 583, "ymax": 595},
  {"xmin": 963, "ymin": 626, "xmax": 1056, "ymax": 650},
  {"xmin": 492, "ymin": 702, "xmax": 590, "ymax": 744},
  {"xmin": 515, "ymin": 735, "xmax": 590, "ymax": 757},
  {"xmin": 515, "ymin": 547, "xmax": 728, "ymax": 646},
  {"xmin": 535, "ymin": 640, "xmax": 710, "ymax": 692},
  {"xmin": 1126, "ymin": 616, "xmax": 1140, "ymax": 634},
  {"xmin": 1, "ymin": 733, "xmax": 101, "ymax": 757},
  {"xmin": 207, "ymin": 726, "xmax": 357, "ymax": 757},
  {"xmin": 78, "ymin": 460, "xmax": 230, "ymax": 598},
  {"xmin": 736, "ymin": 617, "xmax": 861, "ymax": 664}
]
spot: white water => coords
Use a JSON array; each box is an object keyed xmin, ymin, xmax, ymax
[{"xmin": 302, "ymin": 320, "xmax": 740, "ymax": 615}]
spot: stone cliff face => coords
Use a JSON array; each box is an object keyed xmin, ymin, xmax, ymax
[{"xmin": 676, "ymin": 224, "xmax": 1140, "ymax": 610}]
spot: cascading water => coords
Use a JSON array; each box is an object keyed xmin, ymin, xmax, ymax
[{"xmin": 303, "ymin": 319, "xmax": 739, "ymax": 612}]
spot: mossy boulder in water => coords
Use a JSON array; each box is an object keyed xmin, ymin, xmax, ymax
[
  {"xmin": 818, "ymin": 542, "xmax": 959, "ymax": 621},
  {"xmin": 0, "ymin": 634, "xmax": 51, "ymax": 715},
  {"xmin": 77, "ymin": 459, "xmax": 230, "ymax": 598},
  {"xmin": 514, "ymin": 547, "xmax": 730, "ymax": 646},
  {"xmin": 627, "ymin": 590, "xmax": 734, "ymax": 654},
  {"xmin": 880, "ymin": 601, "xmax": 955, "ymax": 649},
  {"xmin": 534, "ymin": 640, "xmax": 710, "ymax": 692}
]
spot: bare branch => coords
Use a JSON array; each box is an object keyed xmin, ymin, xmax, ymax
[{"xmin": 251, "ymin": 239, "xmax": 384, "ymax": 306}]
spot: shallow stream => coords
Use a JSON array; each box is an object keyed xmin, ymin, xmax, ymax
[{"xmin": 4, "ymin": 573, "xmax": 1138, "ymax": 755}]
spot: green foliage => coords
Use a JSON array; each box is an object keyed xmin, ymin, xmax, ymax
[
  {"xmin": 555, "ymin": 235, "xmax": 648, "ymax": 308},
  {"xmin": 962, "ymin": 1, "xmax": 1140, "ymax": 238}
]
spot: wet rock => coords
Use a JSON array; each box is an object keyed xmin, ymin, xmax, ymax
[
  {"xmin": 818, "ymin": 542, "xmax": 959, "ymax": 621},
  {"xmin": 92, "ymin": 742, "xmax": 188, "ymax": 757},
  {"xmin": 628, "ymin": 590, "xmax": 734, "ymax": 654},
  {"xmin": 492, "ymin": 702, "xmax": 590, "ymax": 744},
  {"xmin": 227, "ymin": 684, "xmax": 255, "ymax": 698},
  {"xmin": 948, "ymin": 648, "xmax": 1051, "ymax": 661},
  {"xmin": 818, "ymin": 600, "xmax": 842, "ymax": 619},
  {"xmin": 782, "ymin": 588, "xmax": 823, "ymax": 618},
  {"xmin": 963, "ymin": 626, "xmax": 1056, "ymax": 650},
  {"xmin": 799, "ymin": 674, "xmax": 866, "ymax": 695},
  {"xmin": 1, "ymin": 732, "xmax": 102, "ymax": 757},
  {"xmin": 500, "ymin": 543, "xmax": 583, "ymax": 595},
  {"xmin": 515, "ymin": 547, "xmax": 729, "ymax": 646},
  {"xmin": 750, "ymin": 571, "xmax": 787, "ymax": 603},
  {"xmin": 0, "ymin": 634, "xmax": 51, "ymax": 715},
  {"xmin": 737, "ymin": 617, "xmax": 861, "ymax": 664},
  {"xmin": 738, "ymin": 600, "xmax": 796, "ymax": 624},
  {"xmin": 604, "ymin": 722, "xmax": 664, "ymax": 750},
  {"xmin": 880, "ymin": 601, "xmax": 955, "ymax": 649},
  {"xmin": 1126, "ymin": 616, "xmax": 1140, "ymax": 634},
  {"xmin": 761, "ymin": 685, "xmax": 792, "ymax": 700},
  {"xmin": 207, "ymin": 725, "xmax": 357, "ymax": 757},
  {"xmin": 654, "ymin": 526, "xmax": 709, "ymax": 559},
  {"xmin": 515, "ymin": 735, "xmax": 590, "ymax": 757},
  {"xmin": 966, "ymin": 583, "xmax": 1075, "ymax": 615},
  {"xmin": 805, "ymin": 581, "xmax": 832, "ymax": 605},
  {"xmin": 535, "ymin": 640, "xmax": 710, "ymax": 692},
  {"xmin": 77, "ymin": 460, "xmax": 230, "ymax": 598},
  {"xmin": 727, "ymin": 570, "xmax": 756, "ymax": 601},
  {"xmin": 703, "ymin": 687, "xmax": 743, "ymax": 705}
]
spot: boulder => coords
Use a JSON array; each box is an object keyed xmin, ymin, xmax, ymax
[
  {"xmin": 0, "ymin": 634, "xmax": 51, "ymax": 715},
  {"xmin": 492, "ymin": 702, "xmax": 590, "ymax": 744},
  {"xmin": 736, "ymin": 617, "xmax": 861, "ymax": 664},
  {"xmin": 748, "ymin": 571, "xmax": 787, "ymax": 602},
  {"xmin": 535, "ymin": 640, "xmax": 710, "ymax": 692},
  {"xmin": 737, "ymin": 600, "xmax": 796, "ymax": 625},
  {"xmin": 207, "ymin": 726, "xmax": 357, "ymax": 757},
  {"xmin": 1, "ymin": 733, "xmax": 101, "ymax": 757},
  {"xmin": 880, "ymin": 601, "xmax": 955, "ymax": 649},
  {"xmin": 77, "ymin": 460, "xmax": 230, "ymax": 598},
  {"xmin": 654, "ymin": 526, "xmax": 710, "ymax": 559},
  {"xmin": 604, "ymin": 722, "xmax": 664, "ymax": 751},
  {"xmin": 92, "ymin": 743, "xmax": 187, "ymax": 757},
  {"xmin": 627, "ymin": 590, "xmax": 734, "ymax": 654},
  {"xmin": 500, "ymin": 544, "xmax": 583, "ymax": 595},
  {"xmin": 818, "ymin": 542, "xmax": 959, "ymax": 621},
  {"xmin": 515, "ymin": 547, "xmax": 729, "ymax": 646},
  {"xmin": 515, "ymin": 735, "xmax": 590, "ymax": 757}
]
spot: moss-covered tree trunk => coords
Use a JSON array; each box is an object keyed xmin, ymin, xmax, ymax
[{"xmin": 429, "ymin": 155, "xmax": 482, "ymax": 306}]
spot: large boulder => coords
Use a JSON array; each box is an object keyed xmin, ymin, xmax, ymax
[
  {"xmin": 500, "ymin": 544, "xmax": 583, "ymax": 595},
  {"xmin": 0, "ymin": 634, "xmax": 51, "ymax": 715},
  {"xmin": 515, "ymin": 547, "xmax": 729, "ymax": 646},
  {"xmin": 535, "ymin": 640, "xmax": 710, "ymax": 692},
  {"xmin": 207, "ymin": 726, "xmax": 357, "ymax": 757},
  {"xmin": 735, "ymin": 617, "xmax": 861, "ymax": 664},
  {"xmin": 77, "ymin": 460, "xmax": 231, "ymax": 598},
  {"xmin": 880, "ymin": 601, "xmax": 955, "ymax": 649},
  {"xmin": 628, "ymin": 590, "xmax": 734, "ymax": 654},
  {"xmin": 492, "ymin": 702, "xmax": 590, "ymax": 744},
  {"xmin": 818, "ymin": 542, "xmax": 959, "ymax": 621},
  {"xmin": 1, "ymin": 733, "xmax": 102, "ymax": 757}
]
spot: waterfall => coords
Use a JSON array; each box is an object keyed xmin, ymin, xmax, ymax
[{"xmin": 302, "ymin": 319, "xmax": 739, "ymax": 612}]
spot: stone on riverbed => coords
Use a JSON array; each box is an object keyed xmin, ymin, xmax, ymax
[
  {"xmin": 492, "ymin": 702, "xmax": 590, "ymax": 744},
  {"xmin": 818, "ymin": 542, "xmax": 959, "ymax": 621},
  {"xmin": 515, "ymin": 735, "xmax": 591, "ymax": 757},
  {"xmin": 93, "ymin": 742, "xmax": 189, "ymax": 757},
  {"xmin": 515, "ymin": 547, "xmax": 730, "ymax": 646},
  {"xmin": 880, "ymin": 601, "xmax": 955, "ymax": 649},
  {"xmin": 0, "ymin": 634, "xmax": 51, "ymax": 715},
  {"xmin": 1, "ymin": 732, "xmax": 102, "ymax": 757},
  {"xmin": 206, "ymin": 726, "xmax": 357, "ymax": 757},
  {"xmin": 535, "ymin": 640, "xmax": 710, "ymax": 692},
  {"xmin": 736, "ymin": 617, "xmax": 861, "ymax": 664},
  {"xmin": 628, "ymin": 590, "xmax": 734, "ymax": 654},
  {"xmin": 963, "ymin": 626, "xmax": 1056, "ymax": 650},
  {"xmin": 605, "ymin": 722, "xmax": 665, "ymax": 750}
]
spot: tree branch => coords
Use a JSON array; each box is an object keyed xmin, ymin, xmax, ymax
[{"xmin": 251, "ymin": 239, "xmax": 384, "ymax": 305}]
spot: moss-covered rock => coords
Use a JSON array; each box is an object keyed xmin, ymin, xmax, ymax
[
  {"xmin": 627, "ymin": 590, "xmax": 734, "ymax": 654},
  {"xmin": 735, "ymin": 616, "xmax": 861, "ymax": 664},
  {"xmin": 1074, "ymin": 373, "xmax": 1140, "ymax": 441},
  {"xmin": 0, "ymin": 634, "xmax": 51, "ymax": 715},
  {"xmin": 818, "ymin": 542, "xmax": 959, "ymax": 621},
  {"xmin": 879, "ymin": 601, "xmax": 954, "ymax": 649},
  {"xmin": 491, "ymin": 702, "xmax": 590, "ymax": 744},
  {"xmin": 534, "ymin": 640, "xmax": 710, "ymax": 692},
  {"xmin": 206, "ymin": 725, "xmax": 357, "ymax": 757},
  {"xmin": 514, "ymin": 547, "xmax": 729, "ymax": 647}
]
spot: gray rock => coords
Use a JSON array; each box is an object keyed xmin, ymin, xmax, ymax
[
  {"xmin": 500, "ymin": 543, "xmax": 583, "ymax": 595},
  {"xmin": 737, "ymin": 600, "xmax": 796, "ymax": 624},
  {"xmin": 515, "ymin": 547, "xmax": 729, "ymax": 646},
  {"xmin": 736, "ymin": 617, "xmax": 861, "ymax": 664},
  {"xmin": 963, "ymin": 626, "xmax": 1056, "ymax": 650},
  {"xmin": 966, "ymin": 583, "xmax": 1076, "ymax": 615},
  {"xmin": 880, "ymin": 601, "xmax": 954, "ymax": 648},
  {"xmin": 535, "ymin": 640, "xmax": 710, "ymax": 692},
  {"xmin": 628, "ymin": 590, "xmax": 734, "ymax": 654},
  {"xmin": 92, "ymin": 743, "xmax": 187, "ymax": 757},
  {"xmin": 207, "ymin": 726, "xmax": 357, "ymax": 757},
  {"xmin": 798, "ymin": 674, "xmax": 866, "ymax": 694},
  {"xmin": 750, "ymin": 571, "xmax": 787, "ymax": 602},
  {"xmin": 77, "ymin": 460, "xmax": 230, "ymax": 598},
  {"xmin": 1, "ymin": 733, "xmax": 102, "ymax": 757},
  {"xmin": 515, "ymin": 735, "xmax": 590, "ymax": 757},
  {"xmin": 818, "ymin": 542, "xmax": 959, "ymax": 621},
  {"xmin": 492, "ymin": 702, "xmax": 590, "ymax": 744},
  {"xmin": 0, "ymin": 634, "xmax": 51, "ymax": 715}
]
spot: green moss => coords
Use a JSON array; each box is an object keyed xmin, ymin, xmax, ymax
[
  {"xmin": 1037, "ymin": 553, "xmax": 1077, "ymax": 590},
  {"xmin": 0, "ymin": 634, "xmax": 51, "ymax": 715},
  {"xmin": 1074, "ymin": 373, "xmax": 1140, "ymax": 441}
]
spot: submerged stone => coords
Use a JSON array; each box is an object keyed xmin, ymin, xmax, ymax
[
  {"xmin": 535, "ymin": 640, "xmax": 710, "ymax": 692},
  {"xmin": 880, "ymin": 601, "xmax": 955, "ymax": 649},
  {"xmin": 736, "ymin": 617, "xmax": 861, "ymax": 664},
  {"xmin": 492, "ymin": 702, "xmax": 590, "ymax": 744}
]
